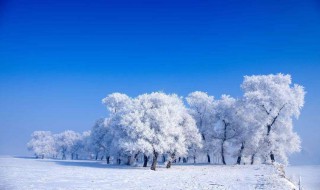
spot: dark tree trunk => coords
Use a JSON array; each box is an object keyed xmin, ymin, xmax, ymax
[
  {"xmin": 251, "ymin": 154, "xmax": 255, "ymax": 165},
  {"xmin": 162, "ymin": 155, "xmax": 166, "ymax": 163},
  {"xmin": 270, "ymin": 152, "xmax": 275, "ymax": 163},
  {"xmin": 166, "ymin": 153, "xmax": 175, "ymax": 169},
  {"xmin": 221, "ymin": 120, "xmax": 228, "ymax": 165},
  {"xmin": 151, "ymin": 151, "xmax": 159, "ymax": 171},
  {"xmin": 117, "ymin": 158, "xmax": 121, "ymax": 165},
  {"xmin": 236, "ymin": 142, "xmax": 245, "ymax": 165},
  {"xmin": 62, "ymin": 152, "xmax": 66, "ymax": 160},
  {"xmin": 106, "ymin": 156, "xmax": 110, "ymax": 164},
  {"xmin": 71, "ymin": 153, "xmax": 74, "ymax": 160},
  {"xmin": 143, "ymin": 154, "xmax": 149, "ymax": 167},
  {"xmin": 134, "ymin": 153, "xmax": 139, "ymax": 159},
  {"xmin": 183, "ymin": 157, "xmax": 187, "ymax": 163},
  {"xmin": 95, "ymin": 153, "xmax": 98, "ymax": 160},
  {"xmin": 126, "ymin": 156, "xmax": 131, "ymax": 165},
  {"xmin": 221, "ymin": 142, "xmax": 226, "ymax": 165},
  {"xmin": 264, "ymin": 104, "xmax": 285, "ymax": 163},
  {"xmin": 207, "ymin": 154, "xmax": 211, "ymax": 163},
  {"xmin": 178, "ymin": 157, "xmax": 181, "ymax": 163},
  {"xmin": 166, "ymin": 160, "xmax": 172, "ymax": 168},
  {"xmin": 193, "ymin": 156, "xmax": 196, "ymax": 164}
]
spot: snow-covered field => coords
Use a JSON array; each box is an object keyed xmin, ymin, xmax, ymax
[{"xmin": 0, "ymin": 156, "xmax": 310, "ymax": 190}]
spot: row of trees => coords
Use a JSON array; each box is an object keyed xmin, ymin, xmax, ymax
[
  {"xmin": 27, "ymin": 74, "xmax": 305, "ymax": 170},
  {"xmin": 27, "ymin": 130, "xmax": 91, "ymax": 160}
]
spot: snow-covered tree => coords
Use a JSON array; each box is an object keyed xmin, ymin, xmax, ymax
[
  {"xmin": 230, "ymin": 99, "xmax": 264, "ymax": 165},
  {"xmin": 102, "ymin": 93, "xmax": 133, "ymax": 114},
  {"xmin": 186, "ymin": 91, "xmax": 215, "ymax": 163},
  {"xmin": 180, "ymin": 111, "xmax": 203, "ymax": 164},
  {"xmin": 211, "ymin": 95, "xmax": 240, "ymax": 165},
  {"xmin": 69, "ymin": 132, "xmax": 85, "ymax": 160},
  {"xmin": 102, "ymin": 92, "xmax": 202, "ymax": 170},
  {"xmin": 77, "ymin": 130, "xmax": 92, "ymax": 159},
  {"xmin": 241, "ymin": 73, "xmax": 305, "ymax": 164},
  {"xmin": 27, "ymin": 131, "xmax": 56, "ymax": 159},
  {"xmin": 89, "ymin": 119, "xmax": 111, "ymax": 160},
  {"xmin": 102, "ymin": 93, "xmax": 134, "ymax": 164},
  {"xmin": 54, "ymin": 130, "xmax": 81, "ymax": 160},
  {"xmin": 135, "ymin": 92, "xmax": 201, "ymax": 170}
]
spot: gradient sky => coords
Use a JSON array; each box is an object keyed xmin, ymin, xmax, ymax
[{"xmin": 0, "ymin": 0, "xmax": 320, "ymax": 164}]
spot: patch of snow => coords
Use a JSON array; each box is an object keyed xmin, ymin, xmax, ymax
[{"xmin": 0, "ymin": 157, "xmax": 296, "ymax": 190}]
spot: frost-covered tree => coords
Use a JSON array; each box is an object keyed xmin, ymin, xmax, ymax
[
  {"xmin": 241, "ymin": 73, "xmax": 305, "ymax": 164},
  {"xmin": 69, "ymin": 132, "xmax": 85, "ymax": 160},
  {"xmin": 135, "ymin": 92, "xmax": 201, "ymax": 170},
  {"xmin": 77, "ymin": 130, "xmax": 92, "ymax": 159},
  {"xmin": 27, "ymin": 131, "xmax": 56, "ymax": 159},
  {"xmin": 89, "ymin": 119, "xmax": 111, "ymax": 160},
  {"xmin": 102, "ymin": 92, "xmax": 133, "ymax": 114},
  {"xmin": 54, "ymin": 130, "xmax": 81, "ymax": 160},
  {"xmin": 230, "ymin": 99, "xmax": 264, "ymax": 165},
  {"xmin": 180, "ymin": 111, "xmax": 203, "ymax": 164},
  {"xmin": 211, "ymin": 95, "xmax": 240, "ymax": 165},
  {"xmin": 102, "ymin": 92, "xmax": 202, "ymax": 170},
  {"xmin": 186, "ymin": 91, "xmax": 215, "ymax": 163},
  {"xmin": 102, "ymin": 93, "xmax": 134, "ymax": 164}
]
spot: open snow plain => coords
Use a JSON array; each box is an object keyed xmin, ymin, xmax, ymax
[{"xmin": 1, "ymin": 156, "xmax": 317, "ymax": 190}]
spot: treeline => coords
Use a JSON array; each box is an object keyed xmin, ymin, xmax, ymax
[{"xmin": 27, "ymin": 74, "xmax": 305, "ymax": 170}]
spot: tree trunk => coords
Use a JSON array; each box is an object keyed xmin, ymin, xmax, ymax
[
  {"xmin": 193, "ymin": 156, "xmax": 196, "ymax": 164},
  {"xmin": 207, "ymin": 153, "xmax": 211, "ymax": 163},
  {"xmin": 162, "ymin": 155, "xmax": 166, "ymax": 163},
  {"xmin": 166, "ymin": 160, "xmax": 172, "ymax": 168},
  {"xmin": 143, "ymin": 154, "xmax": 148, "ymax": 167},
  {"xmin": 221, "ymin": 140, "xmax": 227, "ymax": 165},
  {"xmin": 126, "ymin": 156, "xmax": 131, "ymax": 165},
  {"xmin": 264, "ymin": 105, "xmax": 285, "ymax": 163},
  {"xmin": 183, "ymin": 157, "xmax": 187, "ymax": 163},
  {"xmin": 107, "ymin": 156, "xmax": 110, "ymax": 164},
  {"xmin": 95, "ymin": 153, "xmax": 98, "ymax": 160},
  {"xmin": 236, "ymin": 142, "xmax": 244, "ymax": 165},
  {"xmin": 166, "ymin": 153, "xmax": 175, "ymax": 169},
  {"xmin": 151, "ymin": 151, "xmax": 159, "ymax": 171},
  {"xmin": 251, "ymin": 154, "xmax": 255, "ymax": 165},
  {"xmin": 221, "ymin": 120, "xmax": 227, "ymax": 165},
  {"xmin": 62, "ymin": 152, "xmax": 66, "ymax": 160},
  {"xmin": 270, "ymin": 152, "xmax": 275, "ymax": 163},
  {"xmin": 132, "ymin": 152, "xmax": 139, "ymax": 164},
  {"xmin": 134, "ymin": 153, "xmax": 139, "ymax": 159}
]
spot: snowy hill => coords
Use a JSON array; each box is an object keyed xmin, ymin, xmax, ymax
[{"xmin": 0, "ymin": 157, "xmax": 299, "ymax": 190}]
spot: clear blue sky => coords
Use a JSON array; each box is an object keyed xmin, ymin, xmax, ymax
[{"xmin": 0, "ymin": 0, "xmax": 320, "ymax": 164}]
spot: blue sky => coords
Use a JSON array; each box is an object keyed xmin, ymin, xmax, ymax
[{"xmin": 0, "ymin": 0, "xmax": 320, "ymax": 164}]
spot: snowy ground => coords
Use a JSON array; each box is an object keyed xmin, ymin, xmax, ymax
[{"xmin": 0, "ymin": 156, "xmax": 300, "ymax": 190}]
